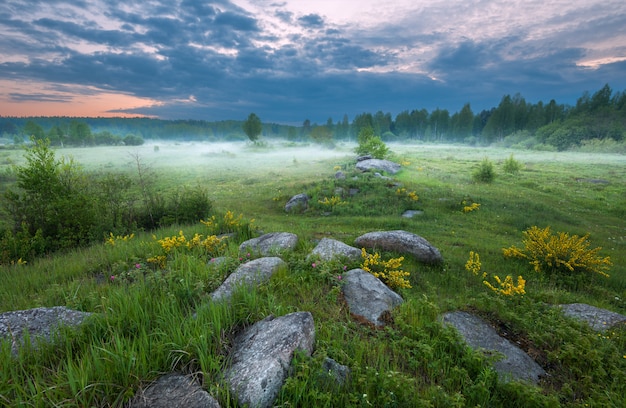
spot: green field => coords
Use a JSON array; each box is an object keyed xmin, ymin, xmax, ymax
[{"xmin": 1, "ymin": 141, "xmax": 625, "ymax": 407}]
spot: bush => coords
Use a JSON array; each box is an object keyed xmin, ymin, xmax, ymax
[
  {"xmin": 502, "ymin": 154, "xmax": 523, "ymax": 174},
  {"xmin": 355, "ymin": 127, "xmax": 389, "ymax": 159},
  {"xmin": 472, "ymin": 157, "xmax": 495, "ymax": 183},
  {"xmin": 123, "ymin": 134, "xmax": 144, "ymax": 146},
  {"xmin": 503, "ymin": 226, "xmax": 612, "ymax": 278}
]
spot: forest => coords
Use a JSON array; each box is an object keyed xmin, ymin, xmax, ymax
[{"xmin": 1, "ymin": 83, "xmax": 625, "ymax": 151}]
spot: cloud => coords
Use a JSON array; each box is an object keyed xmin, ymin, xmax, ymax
[
  {"xmin": 9, "ymin": 92, "xmax": 74, "ymax": 103},
  {"xmin": 0, "ymin": 0, "xmax": 625, "ymax": 123},
  {"xmin": 297, "ymin": 14, "xmax": 324, "ymax": 28}
]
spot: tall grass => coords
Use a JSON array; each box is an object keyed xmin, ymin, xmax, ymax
[{"xmin": 1, "ymin": 143, "xmax": 625, "ymax": 406}]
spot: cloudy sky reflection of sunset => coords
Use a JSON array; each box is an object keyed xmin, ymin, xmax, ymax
[{"xmin": 1, "ymin": 0, "xmax": 625, "ymax": 123}]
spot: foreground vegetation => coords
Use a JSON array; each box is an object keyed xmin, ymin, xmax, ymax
[{"xmin": 1, "ymin": 142, "xmax": 625, "ymax": 407}]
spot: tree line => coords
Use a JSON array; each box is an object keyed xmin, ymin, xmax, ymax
[{"xmin": 2, "ymin": 83, "xmax": 624, "ymax": 151}]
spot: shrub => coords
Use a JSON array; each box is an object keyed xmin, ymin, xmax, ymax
[
  {"xmin": 465, "ymin": 251, "xmax": 525, "ymax": 297},
  {"xmin": 355, "ymin": 126, "xmax": 389, "ymax": 159},
  {"xmin": 472, "ymin": 157, "xmax": 495, "ymax": 183},
  {"xmin": 361, "ymin": 248, "xmax": 411, "ymax": 289},
  {"xmin": 503, "ymin": 226, "xmax": 612, "ymax": 278},
  {"xmin": 123, "ymin": 134, "xmax": 144, "ymax": 146},
  {"xmin": 502, "ymin": 154, "xmax": 523, "ymax": 174}
]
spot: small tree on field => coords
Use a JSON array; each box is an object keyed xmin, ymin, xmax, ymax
[
  {"xmin": 243, "ymin": 113, "xmax": 262, "ymax": 143},
  {"xmin": 355, "ymin": 126, "xmax": 389, "ymax": 158}
]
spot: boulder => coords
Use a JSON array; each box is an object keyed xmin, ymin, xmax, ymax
[
  {"xmin": 558, "ymin": 303, "xmax": 626, "ymax": 331},
  {"xmin": 211, "ymin": 257, "xmax": 287, "ymax": 302},
  {"xmin": 320, "ymin": 357, "xmax": 350, "ymax": 386},
  {"xmin": 441, "ymin": 311, "xmax": 546, "ymax": 383},
  {"xmin": 308, "ymin": 238, "xmax": 361, "ymax": 262},
  {"xmin": 224, "ymin": 312, "xmax": 315, "ymax": 408},
  {"xmin": 354, "ymin": 230, "xmax": 443, "ymax": 264},
  {"xmin": 130, "ymin": 373, "xmax": 220, "ymax": 408},
  {"xmin": 0, "ymin": 306, "xmax": 92, "ymax": 356},
  {"xmin": 356, "ymin": 159, "xmax": 401, "ymax": 175},
  {"xmin": 284, "ymin": 194, "xmax": 310, "ymax": 213},
  {"xmin": 401, "ymin": 210, "xmax": 424, "ymax": 218},
  {"xmin": 335, "ymin": 171, "xmax": 346, "ymax": 179},
  {"xmin": 239, "ymin": 232, "xmax": 298, "ymax": 256},
  {"xmin": 342, "ymin": 269, "xmax": 404, "ymax": 327}
]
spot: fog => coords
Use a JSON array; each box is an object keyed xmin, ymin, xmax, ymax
[
  {"xmin": 45, "ymin": 141, "xmax": 626, "ymax": 175},
  {"xmin": 61, "ymin": 141, "xmax": 355, "ymax": 173}
]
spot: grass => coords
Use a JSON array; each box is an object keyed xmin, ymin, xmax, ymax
[{"xmin": 1, "ymin": 141, "xmax": 625, "ymax": 407}]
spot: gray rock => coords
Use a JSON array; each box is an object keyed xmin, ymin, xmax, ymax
[
  {"xmin": 239, "ymin": 232, "xmax": 298, "ymax": 256},
  {"xmin": 355, "ymin": 159, "xmax": 401, "ymax": 175},
  {"xmin": 558, "ymin": 303, "xmax": 626, "ymax": 331},
  {"xmin": 320, "ymin": 357, "xmax": 350, "ymax": 386},
  {"xmin": 130, "ymin": 373, "xmax": 220, "ymax": 408},
  {"xmin": 207, "ymin": 256, "xmax": 230, "ymax": 267},
  {"xmin": 0, "ymin": 306, "xmax": 92, "ymax": 356},
  {"xmin": 356, "ymin": 155, "xmax": 373, "ymax": 161},
  {"xmin": 342, "ymin": 269, "xmax": 404, "ymax": 327},
  {"xmin": 401, "ymin": 210, "xmax": 424, "ymax": 218},
  {"xmin": 284, "ymin": 194, "xmax": 310, "ymax": 213},
  {"xmin": 211, "ymin": 257, "xmax": 287, "ymax": 302},
  {"xmin": 441, "ymin": 311, "xmax": 546, "ymax": 383},
  {"xmin": 308, "ymin": 238, "xmax": 361, "ymax": 262},
  {"xmin": 224, "ymin": 312, "xmax": 315, "ymax": 408},
  {"xmin": 335, "ymin": 171, "xmax": 346, "ymax": 179},
  {"xmin": 373, "ymin": 172, "xmax": 393, "ymax": 180},
  {"xmin": 354, "ymin": 230, "xmax": 443, "ymax": 264}
]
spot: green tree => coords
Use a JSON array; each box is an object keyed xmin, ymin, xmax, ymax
[
  {"xmin": 355, "ymin": 126, "xmax": 389, "ymax": 158},
  {"xmin": 454, "ymin": 103, "xmax": 474, "ymax": 140},
  {"xmin": 242, "ymin": 113, "xmax": 262, "ymax": 143},
  {"xmin": 4, "ymin": 138, "xmax": 95, "ymax": 252},
  {"xmin": 23, "ymin": 120, "xmax": 45, "ymax": 140},
  {"xmin": 68, "ymin": 120, "xmax": 93, "ymax": 146}
]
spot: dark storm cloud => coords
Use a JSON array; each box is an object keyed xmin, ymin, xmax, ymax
[
  {"xmin": 9, "ymin": 92, "xmax": 74, "ymax": 103},
  {"xmin": 1, "ymin": 0, "xmax": 625, "ymax": 122}
]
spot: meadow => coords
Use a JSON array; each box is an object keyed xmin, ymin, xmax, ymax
[{"xmin": 1, "ymin": 141, "xmax": 625, "ymax": 407}]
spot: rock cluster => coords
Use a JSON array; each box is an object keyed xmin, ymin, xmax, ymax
[{"xmin": 3, "ymin": 229, "xmax": 624, "ymax": 406}]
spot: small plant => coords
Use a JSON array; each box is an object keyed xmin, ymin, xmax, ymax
[
  {"xmin": 465, "ymin": 251, "xmax": 485, "ymax": 277},
  {"xmin": 104, "ymin": 232, "xmax": 135, "ymax": 246},
  {"xmin": 503, "ymin": 226, "xmax": 612, "ymax": 277},
  {"xmin": 472, "ymin": 157, "xmax": 495, "ymax": 183},
  {"xmin": 502, "ymin": 154, "xmax": 523, "ymax": 174},
  {"xmin": 318, "ymin": 196, "xmax": 346, "ymax": 210},
  {"xmin": 355, "ymin": 126, "xmax": 389, "ymax": 159},
  {"xmin": 361, "ymin": 248, "xmax": 411, "ymax": 289},
  {"xmin": 396, "ymin": 187, "xmax": 419, "ymax": 202},
  {"xmin": 465, "ymin": 251, "xmax": 525, "ymax": 297},
  {"xmin": 483, "ymin": 275, "xmax": 526, "ymax": 296},
  {"xmin": 462, "ymin": 202, "xmax": 481, "ymax": 213}
]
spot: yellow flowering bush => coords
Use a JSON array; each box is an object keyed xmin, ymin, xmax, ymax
[
  {"xmin": 465, "ymin": 251, "xmax": 525, "ymax": 297},
  {"xmin": 223, "ymin": 210, "xmax": 243, "ymax": 229},
  {"xmin": 146, "ymin": 255, "xmax": 167, "ymax": 269},
  {"xmin": 462, "ymin": 202, "xmax": 481, "ymax": 213},
  {"xmin": 483, "ymin": 275, "xmax": 526, "ymax": 296},
  {"xmin": 396, "ymin": 187, "xmax": 419, "ymax": 202},
  {"xmin": 318, "ymin": 196, "xmax": 346, "ymax": 209},
  {"xmin": 465, "ymin": 251, "xmax": 486, "ymax": 278},
  {"xmin": 361, "ymin": 248, "xmax": 411, "ymax": 289},
  {"xmin": 157, "ymin": 231, "xmax": 187, "ymax": 253},
  {"xmin": 105, "ymin": 232, "xmax": 135, "ymax": 246},
  {"xmin": 503, "ymin": 226, "xmax": 612, "ymax": 277}
]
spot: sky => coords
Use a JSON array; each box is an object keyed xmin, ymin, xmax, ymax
[{"xmin": 1, "ymin": 0, "xmax": 625, "ymax": 124}]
